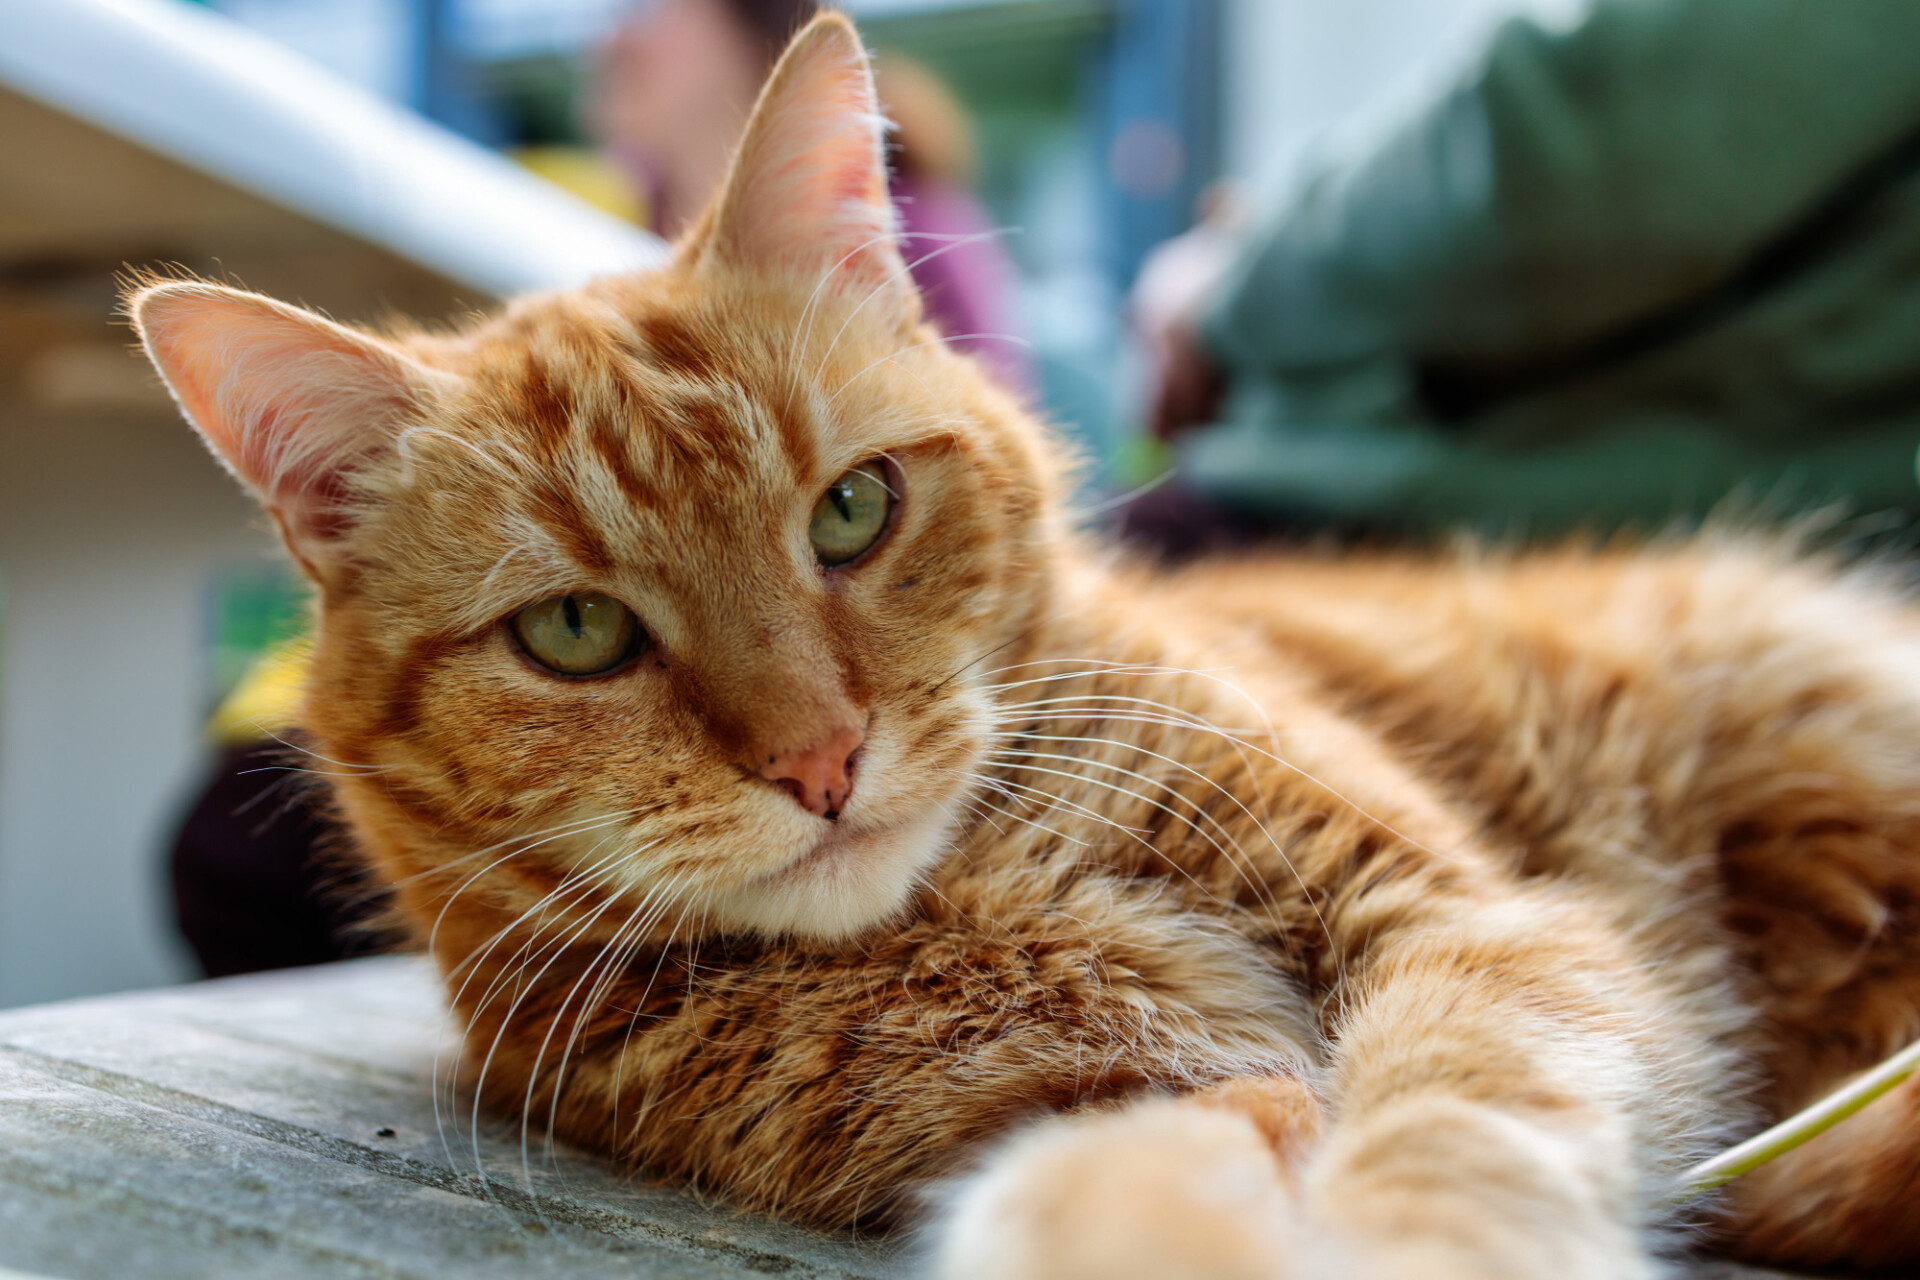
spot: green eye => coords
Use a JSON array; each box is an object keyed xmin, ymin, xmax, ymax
[
  {"xmin": 809, "ymin": 464, "xmax": 892, "ymax": 567},
  {"xmin": 512, "ymin": 591, "xmax": 643, "ymax": 676}
]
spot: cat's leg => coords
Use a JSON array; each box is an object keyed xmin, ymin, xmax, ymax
[
  {"xmin": 1281, "ymin": 909, "xmax": 1674, "ymax": 1280},
  {"xmin": 1630, "ymin": 563, "xmax": 1920, "ymax": 1269},
  {"xmin": 933, "ymin": 894, "xmax": 1681, "ymax": 1280},
  {"xmin": 931, "ymin": 1077, "xmax": 1319, "ymax": 1280}
]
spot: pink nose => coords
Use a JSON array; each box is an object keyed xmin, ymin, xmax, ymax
[{"xmin": 758, "ymin": 724, "xmax": 864, "ymax": 819}]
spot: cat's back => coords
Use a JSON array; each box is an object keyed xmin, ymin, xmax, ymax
[
  {"xmin": 1140, "ymin": 536, "xmax": 1920, "ymax": 883},
  {"xmin": 1152, "ymin": 536, "xmax": 1915, "ymax": 708}
]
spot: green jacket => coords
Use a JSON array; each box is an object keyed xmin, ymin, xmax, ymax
[{"xmin": 1187, "ymin": 0, "xmax": 1920, "ymax": 537}]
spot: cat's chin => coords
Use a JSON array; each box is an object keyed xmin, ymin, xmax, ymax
[{"xmin": 706, "ymin": 806, "xmax": 957, "ymax": 944}]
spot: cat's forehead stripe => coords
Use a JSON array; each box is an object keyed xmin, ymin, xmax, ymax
[
  {"xmin": 525, "ymin": 477, "xmax": 620, "ymax": 577},
  {"xmin": 632, "ymin": 310, "xmax": 722, "ymax": 383},
  {"xmin": 770, "ymin": 396, "xmax": 818, "ymax": 480},
  {"xmin": 467, "ymin": 319, "xmax": 758, "ymax": 492},
  {"xmin": 480, "ymin": 288, "xmax": 900, "ymax": 494},
  {"xmin": 586, "ymin": 415, "xmax": 657, "ymax": 508}
]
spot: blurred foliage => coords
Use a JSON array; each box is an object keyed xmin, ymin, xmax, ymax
[{"xmin": 209, "ymin": 567, "xmax": 309, "ymax": 708}]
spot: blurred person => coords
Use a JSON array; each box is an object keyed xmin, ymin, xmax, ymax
[
  {"xmin": 1129, "ymin": 0, "xmax": 1920, "ymax": 555},
  {"xmin": 873, "ymin": 53, "xmax": 1031, "ymax": 392},
  {"xmin": 586, "ymin": 0, "xmax": 783, "ymax": 237},
  {"xmin": 588, "ymin": 0, "xmax": 1030, "ymax": 388}
]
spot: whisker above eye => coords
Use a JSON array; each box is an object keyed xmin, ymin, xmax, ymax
[
  {"xmin": 825, "ymin": 332, "xmax": 1035, "ymax": 407},
  {"xmin": 783, "ymin": 228, "xmax": 920, "ymax": 417},
  {"xmin": 395, "ymin": 425, "xmax": 531, "ymax": 484},
  {"xmin": 809, "ymin": 231, "xmax": 1013, "ymax": 385},
  {"xmin": 868, "ymin": 450, "xmax": 903, "ymax": 499},
  {"xmin": 782, "ymin": 227, "xmax": 1019, "ymax": 404},
  {"xmin": 1067, "ymin": 468, "xmax": 1180, "ymax": 522}
]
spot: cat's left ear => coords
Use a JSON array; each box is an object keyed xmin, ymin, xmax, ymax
[
  {"xmin": 129, "ymin": 280, "xmax": 454, "ymax": 585},
  {"xmin": 692, "ymin": 13, "xmax": 915, "ymax": 324}
]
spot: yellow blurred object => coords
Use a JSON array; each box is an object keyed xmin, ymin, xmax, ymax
[
  {"xmin": 511, "ymin": 146, "xmax": 647, "ymax": 226},
  {"xmin": 208, "ymin": 635, "xmax": 311, "ymax": 747}
]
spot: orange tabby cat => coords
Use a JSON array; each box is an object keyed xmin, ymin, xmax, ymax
[{"xmin": 129, "ymin": 13, "xmax": 1919, "ymax": 1277}]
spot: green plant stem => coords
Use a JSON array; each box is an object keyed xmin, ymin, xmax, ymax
[{"xmin": 1672, "ymin": 1035, "xmax": 1920, "ymax": 1204}]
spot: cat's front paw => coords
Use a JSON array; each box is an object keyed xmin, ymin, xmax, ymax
[{"xmin": 929, "ymin": 1099, "xmax": 1298, "ymax": 1280}]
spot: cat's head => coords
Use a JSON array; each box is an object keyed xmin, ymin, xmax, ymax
[{"xmin": 129, "ymin": 14, "xmax": 1065, "ymax": 945}]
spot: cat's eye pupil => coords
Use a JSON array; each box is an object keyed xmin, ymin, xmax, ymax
[
  {"xmin": 809, "ymin": 464, "xmax": 892, "ymax": 568},
  {"xmin": 511, "ymin": 591, "xmax": 643, "ymax": 677}
]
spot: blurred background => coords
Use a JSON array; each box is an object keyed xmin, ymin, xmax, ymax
[{"xmin": 6, "ymin": 0, "xmax": 1913, "ymax": 1008}]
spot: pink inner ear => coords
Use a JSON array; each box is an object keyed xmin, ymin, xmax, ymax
[
  {"xmin": 245, "ymin": 401, "xmax": 366, "ymax": 544},
  {"xmin": 702, "ymin": 16, "xmax": 909, "ymax": 297},
  {"xmin": 135, "ymin": 284, "xmax": 430, "ymax": 555}
]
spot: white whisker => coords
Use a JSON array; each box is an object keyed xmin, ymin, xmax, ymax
[
  {"xmin": 526, "ymin": 869, "xmax": 688, "ymax": 1197},
  {"xmin": 1068, "ymin": 467, "xmax": 1179, "ymax": 521},
  {"xmin": 810, "ymin": 232, "xmax": 1008, "ymax": 383},
  {"xmin": 826, "ymin": 331, "xmax": 1033, "ymax": 406}
]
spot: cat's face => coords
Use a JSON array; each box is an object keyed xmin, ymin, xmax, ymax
[{"xmin": 131, "ymin": 16, "xmax": 1062, "ymax": 944}]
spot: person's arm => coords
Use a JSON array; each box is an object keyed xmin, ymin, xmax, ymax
[
  {"xmin": 1200, "ymin": 0, "xmax": 1920, "ymax": 379},
  {"xmin": 1180, "ymin": 407, "xmax": 1920, "ymax": 538}
]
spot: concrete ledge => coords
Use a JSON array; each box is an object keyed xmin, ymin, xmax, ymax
[
  {"xmin": 0, "ymin": 956, "xmax": 1813, "ymax": 1279},
  {"xmin": 0, "ymin": 957, "xmax": 895, "ymax": 1279}
]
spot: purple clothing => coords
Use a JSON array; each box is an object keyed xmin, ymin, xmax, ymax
[{"xmin": 890, "ymin": 173, "xmax": 1033, "ymax": 395}]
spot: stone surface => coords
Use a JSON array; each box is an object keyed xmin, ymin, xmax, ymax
[
  {"xmin": 0, "ymin": 957, "xmax": 1814, "ymax": 1279},
  {"xmin": 0, "ymin": 958, "xmax": 897, "ymax": 1279}
]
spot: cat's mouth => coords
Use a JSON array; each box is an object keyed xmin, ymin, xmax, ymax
[
  {"xmin": 778, "ymin": 817, "xmax": 890, "ymax": 880},
  {"xmin": 719, "ymin": 788, "xmax": 959, "ymax": 941}
]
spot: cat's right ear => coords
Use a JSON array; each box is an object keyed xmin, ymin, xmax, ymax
[
  {"xmin": 689, "ymin": 14, "xmax": 915, "ymax": 324},
  {"xmin": 130, "ymin": 281, "xmax": 452, "ymax": 585}
]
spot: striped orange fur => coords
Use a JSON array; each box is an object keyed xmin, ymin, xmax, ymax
[{"xmin": 130, "ymin": 13, "xmax": 1919, "ymax": 1276}]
